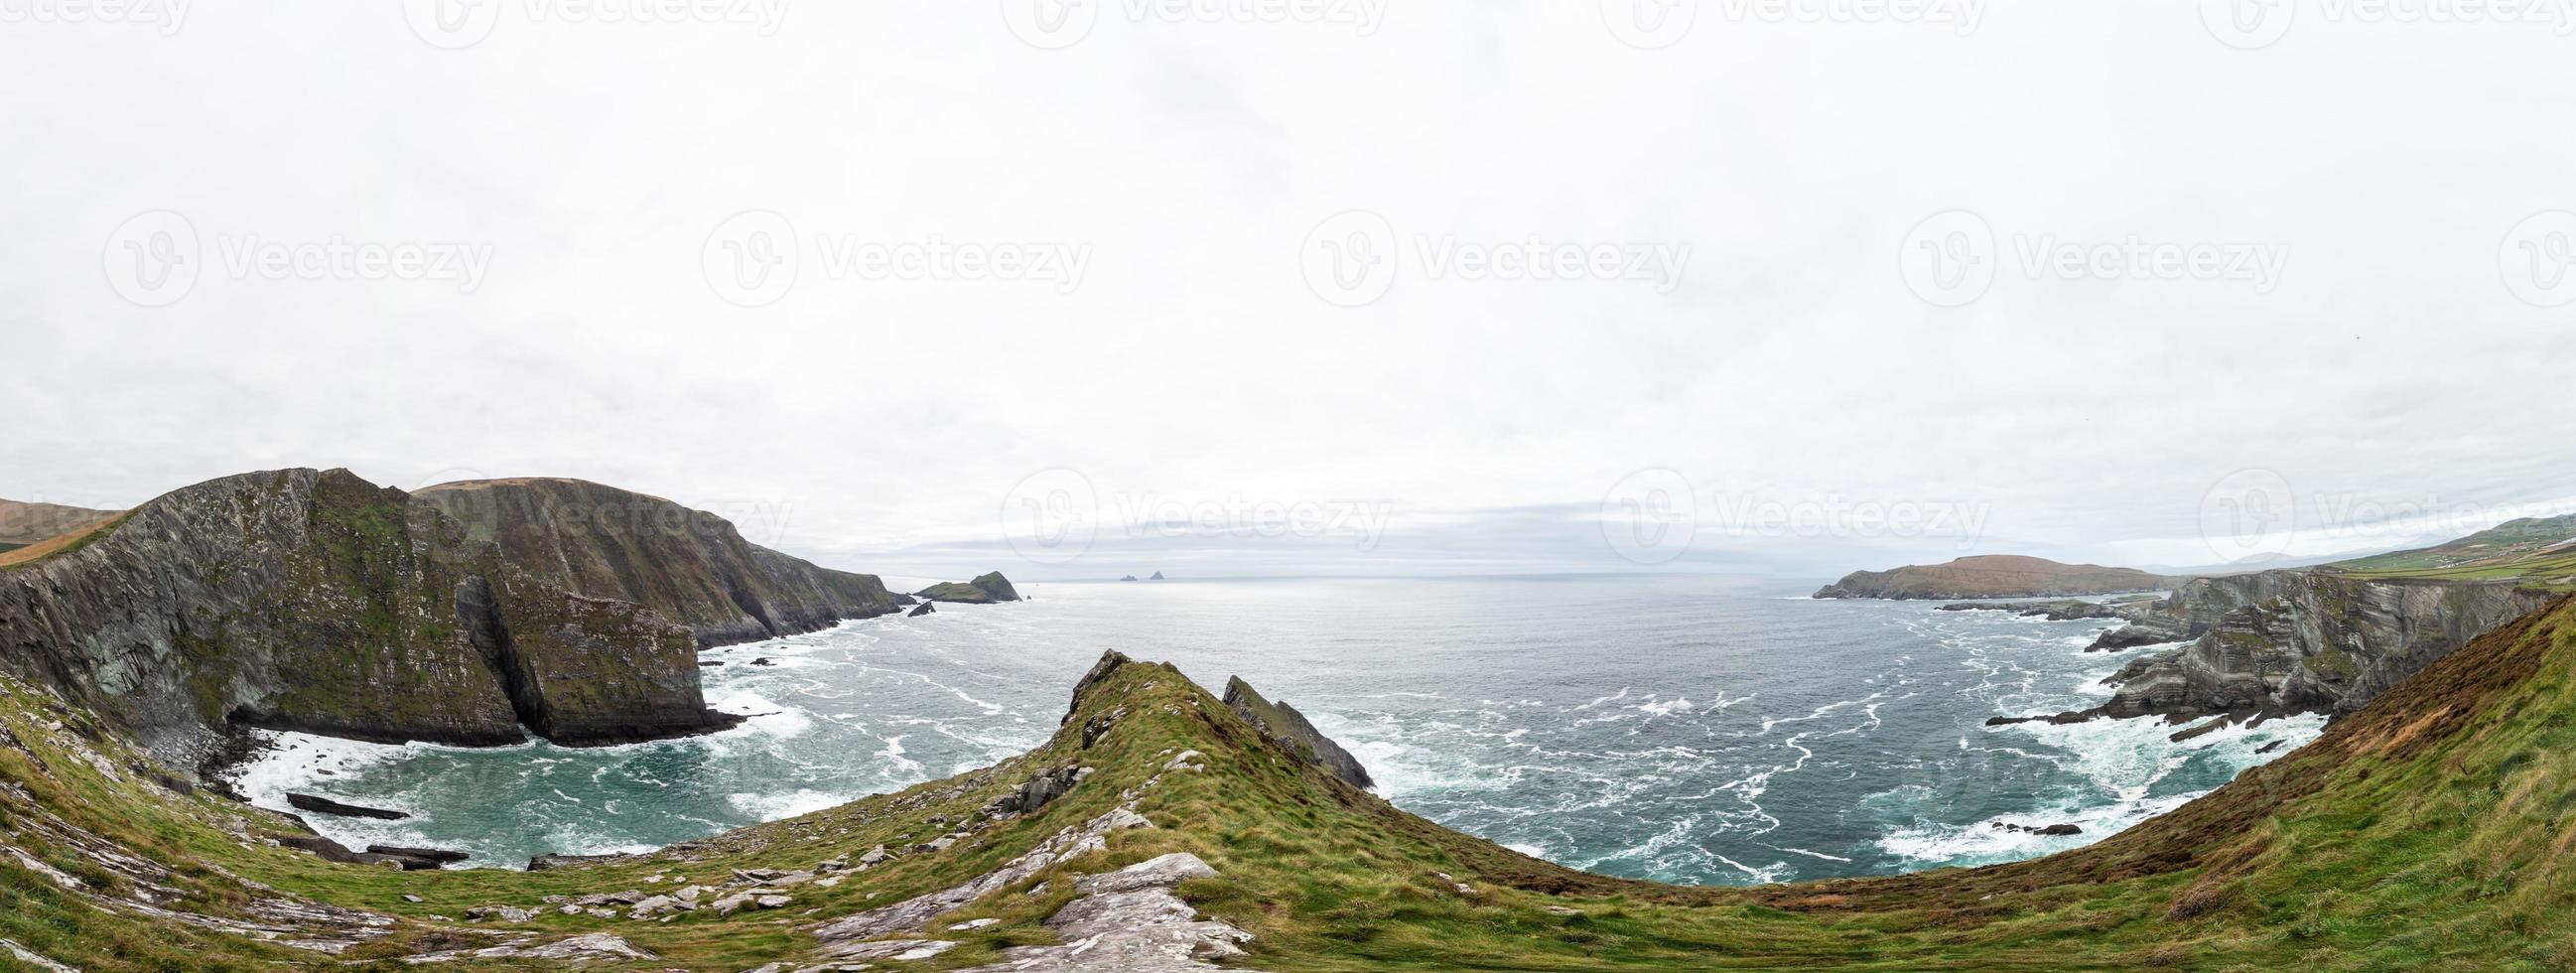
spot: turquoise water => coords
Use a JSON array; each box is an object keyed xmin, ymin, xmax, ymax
[{"xmin": 225, "ymin": 576, "xmax": 2320, "ymax": 884}]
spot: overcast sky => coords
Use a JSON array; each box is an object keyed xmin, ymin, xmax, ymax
[{"xmin": 5, "ymin": 1, "xmax": 2574, "ymax": 581}]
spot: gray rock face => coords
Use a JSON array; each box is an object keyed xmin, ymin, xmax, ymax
[
  {"xmin": 0, "ymin": 469, "xmax": 742, "ymax": 774},
  {"xmin": 2083, "ymin": 571, "xmax": 2552, "ymax": 721},
  {"xmin": 1222, "ymin": 676, "xmax": 1374, "ymax": 789}
]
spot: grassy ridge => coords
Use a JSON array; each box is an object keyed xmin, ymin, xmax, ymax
[{"xmin": 6, "ymin": 596, "xmax": 2576, "ymax": 968}]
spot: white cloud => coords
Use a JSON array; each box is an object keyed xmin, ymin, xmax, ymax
[{"xmin": 3, "ymin": 2, "xmax": 2572, "ymax": 580}]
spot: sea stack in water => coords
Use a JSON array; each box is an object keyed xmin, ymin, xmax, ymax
[
  {"xmin": 907, "ymin": 602, "xmax": 935, "ymax": 617},
  {"xmin": 1221, "ymin": 676, "xmax": 1374, "ymax": 789},
  {"xmin": 914, "ymin": 571, "xmax": 1020, "ymax": 604}
]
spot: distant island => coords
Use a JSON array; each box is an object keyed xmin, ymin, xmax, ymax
[{"xmin": 1814, "ymin": 554, "xmax": 2177, "ymax": 600}]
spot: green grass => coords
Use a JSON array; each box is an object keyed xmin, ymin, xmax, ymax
[{"xmin": 11, "ymin": 597, "xmax": 2576, "ymax": 968}]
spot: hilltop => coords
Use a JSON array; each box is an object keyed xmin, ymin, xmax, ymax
[
  {"xmin": 1815, "ymin": 554, "xmax": 2178, "ymax": 600},
  {"xmin": 2325, "ymin": 512, "xmax": 2576, "ymax": 585}
]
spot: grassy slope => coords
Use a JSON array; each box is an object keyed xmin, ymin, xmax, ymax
[
  {"xmin": 7, "ymin": 596, "xmax": 2576, "ymax": 969},
  {"xmin": 2330, "ymin": 514, "xmax": 2576, "ymax": 586},
  {"xmin": 0, "ymin": 513, "xmax": 128, "ymax": 570}
]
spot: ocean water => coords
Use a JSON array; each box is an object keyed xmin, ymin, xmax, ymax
[{"xmin": 223, "ymin": 576, "xmax": 2322, "ymax": 885}]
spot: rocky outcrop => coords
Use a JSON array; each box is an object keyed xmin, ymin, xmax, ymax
[
  {"xmin": 0, "ymin": 469, "xmax": 744, "ymax": 773},
  {"xmin": 287, "ymin": 793, "xmax": 407, "ymax": 820},
  {"xmin": 914, "ymin": 572, "xmax": 1019, "ymax": 604},
  {"xmin": 1221, "ymin": 676, "xmax": 1373, "ymax": 789},
  {"xmin": 2058, "ymin": 571, "xmax": 2552, "ymax": 722},
  {"xmin": 907, "ymin": 602, "xmax": 935, "ymax": 618},
  {"xmin": 414, "ymin": 478, "xmax": 902, "ymax": 647},
  {"xmin": 1937, "ymin": 599, "xmax": 2131, "ymax": 622},
  {"xmin": 1815, "ymin": 555, "xmax": 2176, "ymax": 600}
]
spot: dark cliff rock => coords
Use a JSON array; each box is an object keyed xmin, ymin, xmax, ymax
[
  {"xmin": 413, "ymin": 479, "xmax": 902, "ymax": 648},
  {"xmin": 915, "ymin": 571, "xmax": 1020, "ymax": 605},
  {"xmin": 1221, "ymin": 676, "xmax": 1373, "ymax": 789},
  {"xmin": 907, "ymin": 602, "xmax": 935, "ymax": 618},
  {"xmin": 2037, "ymin": 571, "xmax": 2552, "ymax": 723},
  {"xmin": 288, "ymin": 792, "xmax": 408, "ymax": 820},
  {"xmin": 0, "ymin": 469, "xmax": 745, "ymax": 773},
  {"xmin": 1816, "ymin": 555, "xmax": 2176, "ymax": 600}
]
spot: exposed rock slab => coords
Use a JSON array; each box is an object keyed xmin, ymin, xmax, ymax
[
  {"xmin": 960, "ymin": 853, "xmax": 1251, "ymax": 971},
  {"xmin": 1223, "ymin": 676, "xmax": 1373, "ymax": 789}
]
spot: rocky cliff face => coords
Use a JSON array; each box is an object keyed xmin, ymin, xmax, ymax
[
  {"xmin": 2079, "ymin": 570, "xmax": 2551, "ymax": 721},
  {"xmin": 1221, "ymin": 676, "xmax": 1374, "ymax": 789},
  {"xmin": 0, "ymin": 469, "xmax": 741, "ymax": 772},
  {"xmin": 414, "ymin": 479, "xmax": 901, "ymax": 647},
  {"xmin": 1815, "ymin": 555, "xmax": 2175, "ymax": 600}
]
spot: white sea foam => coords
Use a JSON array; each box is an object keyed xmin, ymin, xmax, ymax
[{"xmin": 727, "ymin": 788, "xmax": 850, "ymax": 820}]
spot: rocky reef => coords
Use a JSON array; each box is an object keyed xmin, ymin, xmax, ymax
[
  {"xmin": 2051, "ymin": 570, "xmax": 2551, "ymax": 722},
  {"xmin": 414, "ymin": 478, "xmax": 902, "ymax": 647},
  {"xmin": 1815, "ymin": 555, "xmax": 2176, "ymax": 600},
  {"xmin": 0, "ymin": 469, "xmax": 748, "ymax": 773},
  {"xmin": 915, "ymin": 571, "xmax": 1020, "ymax": 604},
  {"xmin": 1221, "ymin": 675, "xmax": 1374, "ymax": 789}
]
